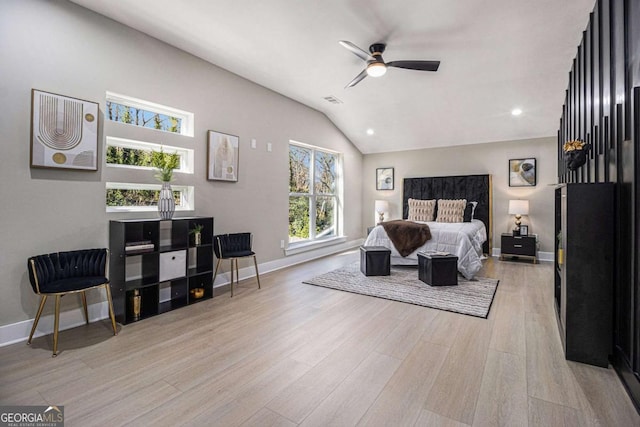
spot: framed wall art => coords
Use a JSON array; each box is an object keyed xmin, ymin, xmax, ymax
[
  {"xmin": 207, "ymin": 130, "xmax": 239, "ymax": 182},
  {"xmin": 30, "ymin": 89, "xmax": 99, "ymax": 170},
  {"xmin": 376, "ymin": 167, "xmax": 394, "ymax": 190},
  {"xmin": 509, "ymin": 158, "xmax": 536, "ymax": 187}
]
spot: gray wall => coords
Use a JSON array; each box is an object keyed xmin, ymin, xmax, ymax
[
  {"xmin": 0, "ymin": 0, "xmax": 363, "ymax": 326},
  {"xmin": 363, "ymin": 137, "xmax": 557, "ymax": 253}
]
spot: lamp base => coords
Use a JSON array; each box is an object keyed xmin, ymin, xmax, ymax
[
  {"xmin": 377, "ymin": 212, "xmax": 385, "ymax": 223},
  {"xmin": 514, "ymin": 214, "xmax": 522, "ymax": 230}
]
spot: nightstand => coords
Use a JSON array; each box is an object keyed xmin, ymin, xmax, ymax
[{"xmin": 500, "ymin": 233, "xmax": 537, "ymax": 263}]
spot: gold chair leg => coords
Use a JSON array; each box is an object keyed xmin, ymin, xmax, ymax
[
  {"xmin": 253, "ymin": 256, "xmax": 261, "ymax": 289},
  {"xmin": 235, "ymin": 258, "xmax": 240, "ymax": 283},
  {"xmin": 81, "ymin": 291, "xmax": 89, "ymax": 324},
  {"xmin": 104, "ymin": 284, "xmax": 118, "ymax": 336},
  {"xmin": 52, "ymin": 295, "xmax": 61, "ymax": 357},
  {"xmin": 213, "ymin": 259, "xmax": 222, "ymax": 284},
  {"xmin": 230, "ymin": 259, "xmax": 235, "ymax": 297},
  {"xmin": 28, "ymin": 295, "xmax": 47, "ymax": 345}
]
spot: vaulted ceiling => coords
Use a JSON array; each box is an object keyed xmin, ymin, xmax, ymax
[{"xmin": 70, "ymin": 0, "xmax": 595, "ymax": 154}]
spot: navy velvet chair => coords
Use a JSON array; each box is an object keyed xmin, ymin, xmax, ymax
[
  {"xmin": 27, "ymin": 248, "xmax": 118, "ymax": 356},
  {"xmin": 213, "ymin": 233, "xmax": 261, "ymax": 297}
]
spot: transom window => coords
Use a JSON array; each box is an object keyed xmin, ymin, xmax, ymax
[
  {"xmin": 105, "ymin": 92, "xmax": 194, "ymax": 137},
  {"xmin": 106, "ymin": 182, "xmax": 194, "ymax": 212},
  {"xmin": 288, "ymin": 142, "xmax": 341, "ymax": 244},
  {"xmin": 106, "ymin": 137, "xmax": 194, "ymax": 174}
]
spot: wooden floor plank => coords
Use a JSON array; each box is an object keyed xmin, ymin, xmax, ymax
[
  {"xmin": 299, "ymin": 352, "xmax": 401, "ymax": 426},
  {"xmin": 239, "ymin": 408, "xmax": 297, "ymax": 427},
  {"xmin": 489, "ymin": 291, "xmax": 526, "ymax": 356},
  {"xmin": 266, "ymin": 308, "xmax": 400, "ymax": 424},
  {"xmin": 424, "ymin": 316, "xmax": 493, "ymax": 424},
  {"xmin": 357, "ymin": 339, "xmax": 450, "ymax": 427},
  {"xmin": 472, "ymin": 349, "xmax": 528, "ymax": 427}
]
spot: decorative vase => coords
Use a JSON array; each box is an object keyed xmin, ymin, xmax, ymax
[
  {"xmin": 131, "ymin": 289, "xmax": 141, "ymax": 320},
  {"xmin": 194, "ymin": 232, "xmax": 202, "ymax": 246},
  {"xmin": 158, "ymin": 182, "xmax": 175, "ymax": 219}
]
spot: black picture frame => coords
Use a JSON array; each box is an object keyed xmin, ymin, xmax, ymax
[
  {"xmin": 520, "ymin": 224, "xmax": 529, "ymax": 236},
  {"xmin": 376, "ymin": 167, "xmax": 394, "ymax": 190},
  {"xmin": 509, "ymin": 158, "xmax": 537, "ymax": 187}
]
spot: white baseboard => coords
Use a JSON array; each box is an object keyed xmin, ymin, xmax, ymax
[
  {"xmin": 0, "ymin": 297, "xmax": 112, "ymax": 348},
  {"xmin": 213, "ymin": 237, "xmax": 364, "ymax": 287},
  {"xmin": 0, "ymin": 237, "xmax": 364, "ymax": 348},
  {"xmin": 492, "ymin": 248, "xmax": 553, "ymax": 262}
]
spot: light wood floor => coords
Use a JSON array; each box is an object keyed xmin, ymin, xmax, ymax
[{"xmin": 1, "ymin": 251, "xmax": 639, "ymax": 426}]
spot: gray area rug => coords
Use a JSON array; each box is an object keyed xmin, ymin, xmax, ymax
[{"xmin": 303, "ymin": 263, "xmax": 499, "ymax": 318}]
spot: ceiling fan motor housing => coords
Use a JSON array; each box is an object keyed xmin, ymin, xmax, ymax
[{"xmin": 369, "ymin": 43, "xmax": 386, "ymax": 57}]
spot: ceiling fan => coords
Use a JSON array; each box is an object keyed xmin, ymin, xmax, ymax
[{"xmin": 339, "ymin": 40, "xmax": 440, "ymax": 88}]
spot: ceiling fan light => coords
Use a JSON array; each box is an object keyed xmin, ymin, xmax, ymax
[{"xmin": 366, "ymin": 62, "xmax": 387, "ymax": 77}]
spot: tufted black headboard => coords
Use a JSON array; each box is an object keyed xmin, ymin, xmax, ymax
[{"xmin": 403, "ymin": 174, "xmax": 492, "ymax": 254}]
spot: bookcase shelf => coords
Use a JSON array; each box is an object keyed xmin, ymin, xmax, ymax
[{"xmin": 110, "ymin": 216, "xmax": 214, "ymax": 324}]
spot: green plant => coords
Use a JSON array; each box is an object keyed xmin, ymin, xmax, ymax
[
  {"xmin": 189, "ymin": 224, "xmax": 204, "ymax": 235},
  {"xmin": 151, "ymin": 148, "xmax": 179, "ymax": 182}
]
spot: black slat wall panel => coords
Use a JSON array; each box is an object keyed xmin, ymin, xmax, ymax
[{"xmin": 557, "ymin": 0, "xmax": 640, "ymax": 411}]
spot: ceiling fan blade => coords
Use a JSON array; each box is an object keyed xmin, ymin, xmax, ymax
[
  {"xmin": 339, "ymin": 40, "xmax": 374, "ymax": 62},
  {"xmin": 345, "ymin": 69, "xmax": 368, "ymax": 88},
  {"xmin": 387, "ymin": 60, "xmax": 440, "ymax": 71}
]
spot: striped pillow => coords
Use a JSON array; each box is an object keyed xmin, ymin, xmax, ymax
[
  {"xmin": 407, "ymin": 198, "xmax": 436, "ymax": 222},
  {"xmin": 436, "ymin": 199, "xmax": 466, "ymax": 223}
]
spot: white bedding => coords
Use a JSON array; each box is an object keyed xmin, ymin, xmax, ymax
[{"xmin": 363, "ymin": 219, "xmax": 487, "ymax": 279}]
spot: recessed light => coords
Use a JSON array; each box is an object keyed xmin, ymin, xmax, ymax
[
  {"xmin": 366, "ymin": 129, "xmax": 375, "ymax": 135},
  {"xmin": 511, "ymin": 108, "xmax": 523, "ymax": 116}
]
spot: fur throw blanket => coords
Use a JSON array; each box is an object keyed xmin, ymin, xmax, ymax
[{"xmin": 380, "ymin": 220, "xmax": 432, "ymax": 257}]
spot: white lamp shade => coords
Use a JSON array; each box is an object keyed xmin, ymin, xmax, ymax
[
  {"xmin": 508, "ymin": 199, "xmax": 530, "ymax": 215},
  {"xmin": 375, "ymin": 200, "xmax": 389, "ymax": 213}
]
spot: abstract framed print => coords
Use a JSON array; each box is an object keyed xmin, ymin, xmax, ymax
[
  {"xmin": 376, "ymin": 167, "xmax": 394, "ymax": 190},
  {"xmin": 207, "ymin": 130, "xmax": 239, "ymax": 182},
  {"xmin": 31, "ymin": 89, "xmax": 99, "ymax": 170},
  {"xmin": 509, "ymin": 158, "xmax": 536, "ymax": 187}
]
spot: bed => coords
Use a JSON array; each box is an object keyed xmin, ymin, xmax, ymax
[{"xmin": 364, "ymin": 174, "xmax": 492, "ymax": 279}]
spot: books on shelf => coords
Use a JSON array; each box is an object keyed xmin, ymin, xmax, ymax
[{"xmin": 125, "ymin": 240, "xmax": 155, "ymax": 252}]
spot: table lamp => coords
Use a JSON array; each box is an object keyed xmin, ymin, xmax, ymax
[
  {"xmin": 375, "ymin": 200, "xmax": 390, "ymax": 223},
  {"xmin": 508, "ymin": 199, "xmax": 529, "ymax": 234}
]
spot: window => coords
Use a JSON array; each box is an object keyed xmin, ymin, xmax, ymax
[
  {"xmin": 105, "ymin": 92, "xmax": 194, "ymax": 137},
  {"xmin": 106, "ymin": 137, "xmax": 194, "ymax": 174},
  {"xmin": 106, "ymin": 182, "xmax": 194, "ymax": 212},
  {"xmin": 288, "ymin": 142, "xmax": 341, "ymax": 245}
]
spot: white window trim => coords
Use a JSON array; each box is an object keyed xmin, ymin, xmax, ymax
[
  {"xmin": 106, "ymin": 91, "xmax": 194, "ymax": 137},
  {"xmin": 106, "ymin": 182, "xmax": 195, "ymax": 213},
  {"xmin": 287, "ymin": 141, "xmax": 343, "ymax": 250},
  {"xmin": 284, "ymin": 236, "xmax": 347, "ymax": 256},
  {"xmin": 106, "ymin": 137, "xmax": 194, "ymax": 174}
]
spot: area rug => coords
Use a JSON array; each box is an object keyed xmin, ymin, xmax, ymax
[{"xmin": 303, "ymin": 263, "xmax": 499, "ymax": 318}]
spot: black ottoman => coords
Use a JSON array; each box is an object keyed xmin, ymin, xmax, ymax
[
  {"xmin": 418, "ymin": 252, "xmax": 458, "ymax": 286},
  {"xmin": 360, "ymin": 246, "xmax": 391, "ymax": 276}
]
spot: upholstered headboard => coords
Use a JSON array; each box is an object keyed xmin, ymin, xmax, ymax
[{"xmin": 403, "ymin": 174, "xmax": 492, "ymax": 254}]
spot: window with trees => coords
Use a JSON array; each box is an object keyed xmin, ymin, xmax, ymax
[
  {"xmin": 105, "ymin": 92, "xmax": 194, "ymax": 137},
  {"xmin": 289, "ymin": 142, "xmax": 341, "ymax": 244},
  {"xmin": 106, "ymin": 137, "xmax": 194, "ymax": 174},
  {"xmin": 106, "ymin": 183, "xmax": 194, "ymax": 212}
]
